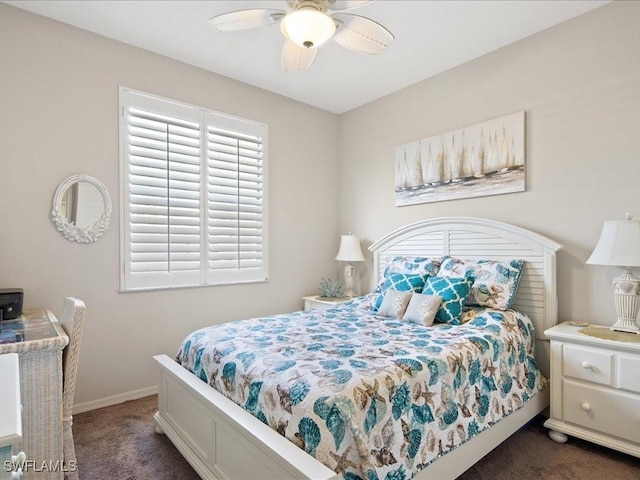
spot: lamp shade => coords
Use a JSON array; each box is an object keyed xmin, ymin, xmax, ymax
[
  {"xmin": 587, "ymin": 219, "xmax": 640, "ymax": 267},
  {"xmin": 280, "ymin": 8, "xmax": 336, "ymax": 48},
  {"xmin": 335, "ymin": 234, "xmax": 365, "ymax": 262}
]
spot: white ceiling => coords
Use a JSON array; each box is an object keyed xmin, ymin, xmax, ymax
[{"xmin": 6, "ymin": 0, "xmax": 609, "ymax": 114}]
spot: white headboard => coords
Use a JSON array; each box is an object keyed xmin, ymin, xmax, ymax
[{"xmin": 368, "ymin": 217, "xmax": 563, "ymax": 342}]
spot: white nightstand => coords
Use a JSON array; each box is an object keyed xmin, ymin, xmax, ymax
[
  {"xmin": 302, "ymin": 295, "xmax": 351, "ymax": 311},
  {"xmin": 543, "ymin": 322, "xmax": 640, "ymax": 458}
]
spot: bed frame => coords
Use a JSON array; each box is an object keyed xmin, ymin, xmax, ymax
[{"xmin": 153, "ymin": 216, "xmax": 562, "ymax": 480}]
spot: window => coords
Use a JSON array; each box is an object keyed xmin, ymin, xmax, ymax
[{"xmin": 119, "ymin": 88, "xmax": 267, "ymax": 290}]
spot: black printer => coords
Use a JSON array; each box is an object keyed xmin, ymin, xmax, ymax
[{"xmin": 0, "ymin": 288, "xmax": 24, "ymax": 321}]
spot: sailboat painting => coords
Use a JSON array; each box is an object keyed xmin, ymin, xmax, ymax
[{"xmin": 395, "ymin": 111, "xmax": 525, "ymax": 206}]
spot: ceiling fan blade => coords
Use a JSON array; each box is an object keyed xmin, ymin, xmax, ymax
[
  {"xmin": 209, "ymin": 9, "xmax": 285, "ymax": 32},
  {"xmin": 281, "ymin": 40, "xmax": 317, "ymax": 71},
  {"xmin": 331, "ymin": 13, "xmax": 394, "ymax": 55},
  {"xmin": 328, "ymin": 1, "xmax": 373, "ymax": 12}
]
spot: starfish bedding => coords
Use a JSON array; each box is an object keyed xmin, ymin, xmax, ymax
[{"xmin": 176, "ymin": 295, "xmax": 546, "ymax": 480}]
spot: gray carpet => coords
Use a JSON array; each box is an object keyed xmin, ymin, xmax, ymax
[{"xmin": 73, "ymin": 395, "xmax": 639, "ymax": 480}]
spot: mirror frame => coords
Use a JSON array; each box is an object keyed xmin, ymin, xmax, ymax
[{"xmin": 51, "ymin": 174, "xmax": 112, "ymax": 243}]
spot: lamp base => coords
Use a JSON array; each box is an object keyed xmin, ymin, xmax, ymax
[
  {"xmin": 610, "ymin": 318, "xmax": 640, "ymax": 334},
  {"xmin": 610, "ymin": 271, "xmax": 640, "ymax": 334},
  {"xmin": 343, "ymin": 264, "xmax": 356, "ymax": 298}
]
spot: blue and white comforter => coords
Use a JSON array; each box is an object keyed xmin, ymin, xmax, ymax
[{"xmin": 177, "ymin": 295, "xmax": 546, "ymax": 480}]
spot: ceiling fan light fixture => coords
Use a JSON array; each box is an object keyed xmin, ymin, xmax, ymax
[{"xmin": 280, "ymin": 8, "xmax": 336, "ymax": 49}]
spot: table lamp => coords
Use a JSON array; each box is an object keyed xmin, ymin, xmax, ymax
[
  {"xmin": 335, "ymin": 233, "xmax": 365, "ymax": 297},
  {"xmin": 586, "ymin": 213, "xmax": 640, "ymax": 334}
]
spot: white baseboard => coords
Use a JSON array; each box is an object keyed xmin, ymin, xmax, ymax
[{"xmin": 72, "ymin": 385, "xmax": 158, "ymax": 415}]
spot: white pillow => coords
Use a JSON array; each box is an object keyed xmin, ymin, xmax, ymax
[
  {"xmin": 402, "ymin": 293, "xmax": 442, "ymax": 326},
  {"xmin": 377, "ymin": 289, "xmax": 412, "ymax": 318}
]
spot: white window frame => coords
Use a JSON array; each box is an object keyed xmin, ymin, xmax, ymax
[{"xmin": 119, "ymin": 87, "xmax": 268, "ymax": 291}]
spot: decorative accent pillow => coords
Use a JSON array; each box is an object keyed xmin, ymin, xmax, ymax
[
  {"xmin": 373, "ymin": 273, "xmax": 427, "ymax": 311},
  {"xmin": 377, "ymin": 289, "xmax": 413, "ymax": 318},
  {"xmin": 402, "ymin": 294, "xmax": 442, "ymax": 326},
  {"xmin": 374, "ymin": 256, "xmax": 442, "ymax": 293},
  {"xmin": 422, "ymin": 276, "xmax": 473, "ymax": 325},
  {"xmin": 439, "ymin": 257, "xmax": 525, "ymax": 310}
]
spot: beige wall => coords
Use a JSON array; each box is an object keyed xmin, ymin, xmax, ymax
[
  {"xmin": 0, "ymin": 5, "xmax": 339, "ymax": 406},
  {"xmin": 337, "ymin": 1, "xmax": 640, "ymax": 326}
]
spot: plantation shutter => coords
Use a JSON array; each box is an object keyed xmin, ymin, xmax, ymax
[
  {"xmin": 206, "ymin": 115, "xmax": 267, "ymax": 284},
  {"xmin": 120, "ymin": 88, "xmax": 267, "ymax": 291}
]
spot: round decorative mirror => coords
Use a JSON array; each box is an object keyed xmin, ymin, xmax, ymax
[{"xmin": 51, "ymin": 175, "xmax": 112, "ymax": 243}]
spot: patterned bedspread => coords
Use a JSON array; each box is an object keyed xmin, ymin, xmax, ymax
[{"xmin": 176, "ymin": 295, "xmax": 546, "ymax": 480}]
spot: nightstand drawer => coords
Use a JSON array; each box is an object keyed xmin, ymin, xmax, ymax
[
  {"xmin": 564, "ymin": 344, "xmax": 613, "ymax": 386},
  {"xmin": 618, "ymin": 354, "xmax": 640, "ymax": 393},
  {"xmin": 563, "ymin": 380, "xmax": 640, "ymax": 444}
]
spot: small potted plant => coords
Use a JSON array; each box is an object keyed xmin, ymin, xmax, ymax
[{"xmin": 319, "ymin": 278, "xmax": 344, "ymax": 298}]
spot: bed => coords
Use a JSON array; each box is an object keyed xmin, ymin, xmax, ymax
[{"xmin": 153, "ymin": 216, "xmax": 562, "ymax": 480}]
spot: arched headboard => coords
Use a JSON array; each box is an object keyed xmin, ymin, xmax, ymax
[{"xmin": 369, "ymin": 217, "xmax": 563, "ymax": 343}]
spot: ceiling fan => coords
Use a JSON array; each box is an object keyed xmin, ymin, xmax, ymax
[{"xmin": 209, "ymin": 0, "xmax": 394, "ymax": 71}]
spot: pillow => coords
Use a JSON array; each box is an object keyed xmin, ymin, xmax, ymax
[
  {"xmin": 438, "ymin": 257, "xmax": 524, "ymax": 310},
  {"xmin": 373, "ymin": 273, "xmax": 427, "ymax": 311},
  {"xmin": 374, "ymin": 256, "xmax": 442, "ymax": 293},
  {"xmin": 402, "ymin": 294, "xmax": 442, "ymax": 326},
  {"xmin": 422, "ymin": 276, "xmax": 473, "ymax": 325},
  {"xmin": 377, "ymin": 289, "xmax": 413, "ymax": 318}
]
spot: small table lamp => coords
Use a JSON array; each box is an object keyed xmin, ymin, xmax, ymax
[
  {"xmin": 586, "ymin": 213, "xmax": 640, "ymax": 334},
  {"xmin": 335, "ymin": 233, "xmax": 365, "ymax": 297}
]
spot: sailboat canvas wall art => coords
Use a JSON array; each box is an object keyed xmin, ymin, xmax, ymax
[{"xmin": 395, "ymin": 111, "xmax": 525, "ymax": 206}]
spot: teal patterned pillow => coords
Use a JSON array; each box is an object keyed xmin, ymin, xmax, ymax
[
  {"xmin": 373, "ymin": 256, "xmax": 442, "ymax": 293},
  {"xmin": 373, "ymin": 273, "xmax": 427, "ymax": 311},
  {"xmin": 422, "ymin": 276, "xmax": 473, "ymax": 325},
  {"xmin": 439, "ymin": 257, "xmax": 525, "ymax": 310}
]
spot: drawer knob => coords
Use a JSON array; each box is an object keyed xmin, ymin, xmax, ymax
[
  {"xmin": 581, "ymin": 361, "xmax": 593, "ymax": 370},
  {"xmin": 580, "ymin": 402, "xmax": 591, "ymax": 411}
]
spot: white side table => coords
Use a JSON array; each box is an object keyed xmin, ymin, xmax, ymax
[
  {"xmin": 543, "ymin": 322, "xmax": 640, "ymax": 458},
  {"xmin": 302, "ymin": 295, "xmax": 352, "ymax": 311}
]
